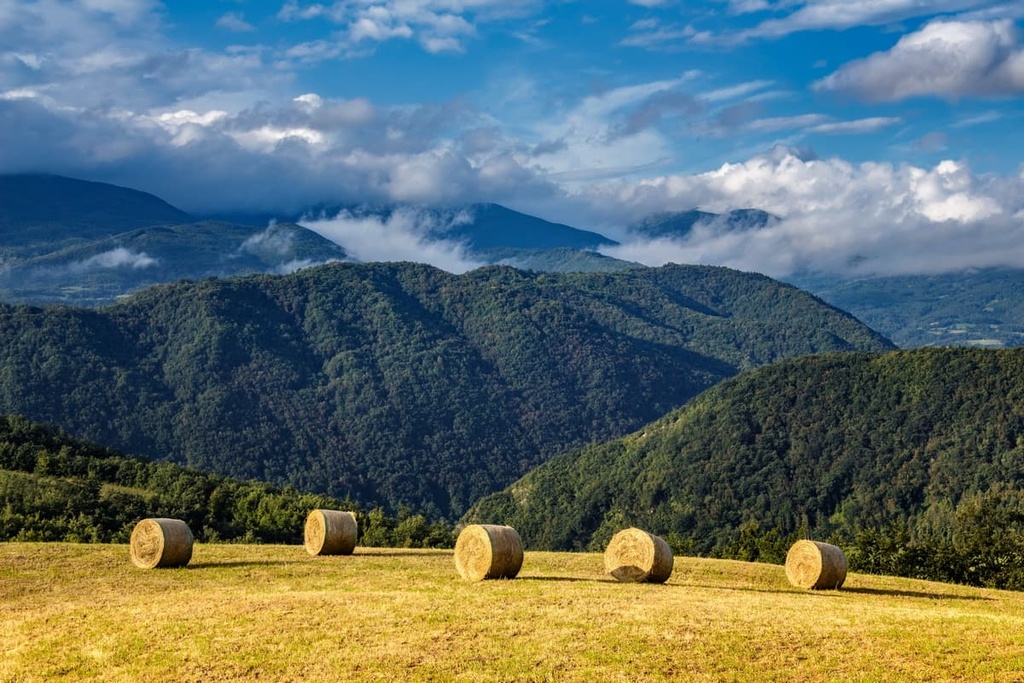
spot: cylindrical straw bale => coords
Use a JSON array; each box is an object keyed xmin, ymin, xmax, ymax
[
  {"xmin": 603, "ymin": 527, "xmax": 674, "ymax": 583},
  {"xmin": 454, "ymin": 524, "xmax": 524, "ymax": 581},
  {"xmin": 785, "ymin": 540, "xmax": 848, "ymax": 589},
  {"xmin": 129, "ymin": 518, "xmax": 193, "ymax": 569},
  {"xmin": 304, "ymin": 509, "xmax": 358, "ymax": 556}
]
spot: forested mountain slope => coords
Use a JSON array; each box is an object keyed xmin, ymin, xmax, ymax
[
  {"xmin": 0, "ymin": 220, "xmax": 350, "ymax": 306},
  {"xmin": 0, "ymin": 262, "xmax": 892, "ymax": 518},
  {"xmin": 791, "ymin": 268, "xmax": 1024, "ymax": 348},
  {"xmin": 466, "ymin": 347, "xmax": 1024, "ymax": 552},
  {"xmin": 0, "ymin": 414, "xmax": 450, "ymax": 547}
]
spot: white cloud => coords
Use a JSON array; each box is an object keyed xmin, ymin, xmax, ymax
[
  {"xmin": 701, "ymin": 80, "xmax": 774, "ymax": 103},
  {"xmin": 815, "ymin": 19, "xmax": 1024, "ymax": 101},
  {"xmin": 808, "ymin": 116, "xmax": 902, "ymax": 134},
  {"xmin": 727, "ymin": 0, "xmax": 770, "ymax": 13},
  {"xmin": 300, "ymin": 209, "xmax": 485, "ymax": 273},
  {"xmin": 276, "ymin": 258, "xmax": 321, "ymax": 274},
  {"xmin": 70, "ymin": 248, "xmax": 158, "ymax": 272},
  {"xmin": 744, "ymin": 113, "xmax": 830, "ymax": 133},
  {"xmin": 216, "ymin": 12, "xmax": 256, "ymax": 33},
  {"xmin": 276, "ymin": 0, "xmax": 537, "ymax": 57},
  {"xmin": 591, "ymin": 149, "xmax": 1024, "ymax": 278},
  {"xmin": 240, "ymin": 223, "xmax": 293, "ymax": 257},
  {"xmin": 621, "ymin": 23, "xmax": 700, "ymax": 48},
  {"xmin": 525, "ymin": 73, "xmax": 701, "ymax": 181},
  {"xmin": 951, "ymin": 111, "xmax": 1004, "ymax": 127},
  {"xmin": 742, "ymin": 0, "xmax": 1000, "ymax": 39},
  {"xmin": 0, "ymin": 0, "xmax": 280, "ymax": 112}
]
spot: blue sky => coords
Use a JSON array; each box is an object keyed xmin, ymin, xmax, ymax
[{"xmin": 2, "ymin": 0, "xmax": 1024, "ymax": 277}]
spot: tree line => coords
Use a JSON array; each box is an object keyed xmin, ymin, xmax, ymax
[{"xmin": 0, "ymin": 414, "xmax": 452, "ymax": 548}]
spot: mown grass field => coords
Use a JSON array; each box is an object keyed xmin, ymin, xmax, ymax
[{"xmin": 3, "ymin": 542, "xmax": 1024, "ymax": 682}]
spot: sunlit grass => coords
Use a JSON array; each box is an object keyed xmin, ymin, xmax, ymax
[{"xmin": 2, "ymin": 543, "xmax": 1023, "ymax": 682}]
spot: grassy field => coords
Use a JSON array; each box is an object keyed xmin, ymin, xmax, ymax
[{"xmin": 3, "ymin": 543, "xmax": 1024, "ymax": 682}]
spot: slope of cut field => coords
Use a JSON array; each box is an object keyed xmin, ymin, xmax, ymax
[{"xmin": 2, "ymin": 543, "xmax": 1023, "ymax": 682}]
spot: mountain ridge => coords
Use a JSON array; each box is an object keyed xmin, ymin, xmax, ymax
[
  {"xmin": 464, "ymin": 346, "xmax": 1024, "ymax": 553},
  {"xmin": 0, "ymin": 260, "xmax": 893, "ymax": 518}
]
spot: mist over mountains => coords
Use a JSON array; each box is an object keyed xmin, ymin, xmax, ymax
[{"xmin": 4, "ymin": 173, "xmax": 1024, "ymax": 348}]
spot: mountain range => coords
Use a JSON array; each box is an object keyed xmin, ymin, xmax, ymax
[
  {"xmin": 0, "ymin": 260, "xmax": 891, "ymax": 518},
  {"xmin": 4, "ymin": 173, "xmax": 1024, "ymax": 350}
]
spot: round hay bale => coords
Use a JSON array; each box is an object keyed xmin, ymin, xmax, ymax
[
  {"xmin": 454, "ymin": 524, "xmax": 524, "ymax": 581},
  {"xmin": 785, "ymin": 540, "xmax": 848, "ymax": 590},
  {"xmin": 129, "ymin": 518, "xmax": 193, "ymax": 569},
  {"xmin": 603, "ymin": 527, "xmax": 674, "ymax": 583},
  {"xmin": 304, "ymin": 509, "xmax": 358, "ymax": 556}
]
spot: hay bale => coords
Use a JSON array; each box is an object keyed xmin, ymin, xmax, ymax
[
  {"xmin": 454, "ymin": 524, "xmax": 523, "ymax": 581},
  {"xmin": 129, "ymin": 518, "xmax": 193, "ymax": 569},
  {"xmin": 603, "ymin": 527, "xmax": 674, "ymax": 583},
  {"xmin": 785, "ymin": 539, "xmax": 848, "ymax": 590},
  {"xmin": 304, "ymin": 509, "xmax": 358, "ymax": 556}
]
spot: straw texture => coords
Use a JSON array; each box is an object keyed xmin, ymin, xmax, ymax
[
  {"xmin": 129, "ymin": 518, "xmax": 193, "ymax": 569},
  {"xmin": 454, "ymin": 524, "xmax": 524, "ymax": 581},
  {"xmin": 603, "ymin": 527, "xmax": 674, "ymax": 583},
  {"xmin": 304, "ymin": 509, "xmax": 358, "ymax": 556},
  {"xmin": 785, "ymin": 540, "xmax": 848, "ymax": 589}
]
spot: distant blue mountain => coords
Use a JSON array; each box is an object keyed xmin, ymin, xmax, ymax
[
  {"xmin": 210, "ymin": 202, "xmax": 618, "ymax": 253},
  {"xmin": 629, "ymin": 208, "xmax": 776, "ymax": 239},
  {"xmin": 439, "ymin": 203, "xmax": 617, "ymax": 251},
  {"xmin": 0, "ymin": 173, "xmax": 191, "ymax": 248}
]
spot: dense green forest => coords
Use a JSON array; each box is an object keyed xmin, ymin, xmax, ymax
[
  {"xmin": 0, "ymin": 414, "xmax": 452, "ymax": 547},
  {"xmin": 465, "ymin": 347, "xmax": 1024, "ymax": 588},
  {"xmin": 792, "ymin": 268, "xmax": 1024, "ymax": 348},
  {"xmin": 0, "ymin": 261, "xmax": 892, "ymax": 519}
]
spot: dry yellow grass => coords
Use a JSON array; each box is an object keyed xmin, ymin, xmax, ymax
[{"xmin": 3, "ymin": 542, "xmax": 1024, "ymax": 682}]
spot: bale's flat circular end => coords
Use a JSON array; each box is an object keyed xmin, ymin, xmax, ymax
[
  {"xmin": 130, "ymin": 518, "xmax": 193, "ymax": 569},
  {"xmin": 604, "ymin": 527, "xmax": 674, "ymax": 584},
  {"xmin": 304, "ymin": 509, "xmax": 357, "ymax": 556},
  {"xmin": 454, "ymin": 524, "xmax": 523, "ymax": 581},
  {"xmin": 785, "ymin": 540, "xmax": 847, "ymax": 590}
]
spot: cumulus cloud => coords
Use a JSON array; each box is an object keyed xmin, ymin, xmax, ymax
[
  {"xmin": 300, "ymin": 209, "xmax": 485, "ymax": 273},
  {"xmin": 278, "ymin": 0, "xmax": 539, "ymax": 57},
  {"xmin": 593, "ymin": 149, "xmax": 1024, "ymax": 278},
  {"xmin": 0, "ymin": 0, "xmax": 280, "ymax": 112},
  {"xmin": 0, "ymin": 84, "xmax": 555, "ymax": 213},
  {"xmin": 815, "ymin": 19, "xmax": 1024, "ymax": 101}
]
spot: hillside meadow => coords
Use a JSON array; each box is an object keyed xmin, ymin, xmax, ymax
[{"xmin": 2, "ymin": 543, "xmax": 1023, "ymax": 682}]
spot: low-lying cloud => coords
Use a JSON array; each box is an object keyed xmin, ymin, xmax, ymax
[
  {"xmin": 301, "ymin": 208, "xmax": 485, "ymax": 274},
  {"xmin": 69, "ymin": 248, "xmax": 158, "ymax": 273},
  {"xmin": 595, "ymin": 149, "xmax": 1024, "ymax": 278}
]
